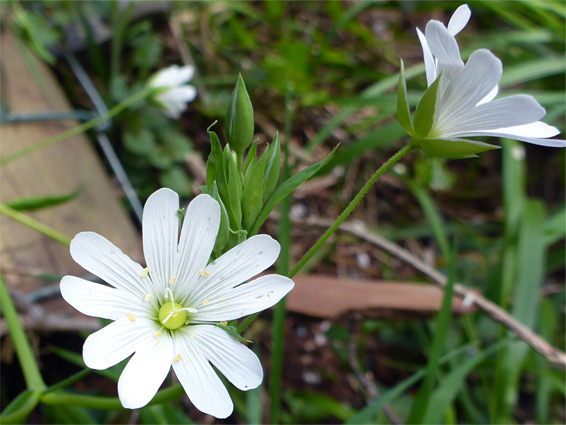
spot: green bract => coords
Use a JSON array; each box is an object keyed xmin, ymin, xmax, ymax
[
  {"xmin": 412, "ymin": 76, "xmax": 440, "ymax": 139},
  {"xmin": 418, "ymin": 137, "xmax": 500, "ymax": 159},
  {"xmin": 225, "ymin": 74, "xmax": 254, "ymax": 155}
]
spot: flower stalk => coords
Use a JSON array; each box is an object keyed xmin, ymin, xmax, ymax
[{"xmin": 0, "ymin": 87, "xmax": 152, "ymax": 166}]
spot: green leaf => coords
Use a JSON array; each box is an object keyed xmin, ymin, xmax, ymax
[
  {"xmin": 208, "ymin": 182, "xmax": 230, "ymax": 255},
  {"xmin": 5, "ymin": 186, "xmax": 83, "ymax": 211},
  {"xmin": 262, "ymin": 133, "xmax": 281, "ymax": 200},
  {"xmin": 413, "ymin": 76, "xmax": 440, "ymax": 139},
  {"xmin": 227, "ymin": 152, "xmax": 243, "ymax": 229},
  {"xmin": 225, "ymin": 74, "xmax": 254, "ymax": 155},
  {"xmin": 249, "ymin": 145, "xmax": 338, "ymax": 235},
  {"xmin": 397, "ymin": 59, "xmax": 414, "ymax": 135},
  {"xmin": 243, "ymin": 141, "xmax": 258, "ymax": 177},
  {"xmin": 419, "ymin": 137, "xmax": 500, "ymax": 159},
  {"xmin": 0, "ymin": 389, "xmax": 41, "ymax": 423},
  {"xmin": 242, "ymin": 151, "xmax": 266, "ymax": 232},
  {"xmin": 206, "ymin": 126, "xmax": 225, "ymax": 190}
]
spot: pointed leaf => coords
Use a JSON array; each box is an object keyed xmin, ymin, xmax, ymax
[
  {"xmin": 397, "ymin": 59, "xmax": 414, "ymax": 136},
  {"xmin": 262, "ymin": 133, "xmax": 281, "ymax": 200},
  {"xmin": 243, "ymin": 141, "xmax": 258, "ymax": 177},
  {"xmin": 242, "ymin": 152, "xmax": 266, "ymax": 232},
  {"xmin": 227, "ymin": 152, "xmax": 243, "ymax": 229}
]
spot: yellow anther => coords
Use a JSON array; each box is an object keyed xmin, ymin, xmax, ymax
[
  {"xmin": 220, "ymin": 321, "xmax": 228, "ymax": 326},
  {"xmin": 144, "ymin": 294, "xmax": 153, "ymax": 302},
  {"xmin": 141, "ymin": 267, "xmax": 149, "ymax": 278},
  {"xmin": 154, "ymin": 330, "xmax": 162, "ymax": 338},
  {"xmin": 202, "ymin": 297, "xmax": 211, "ymax": 305},
  {"xmin": 174, "ymin": 354, "xmax": 182, "ymax": 362},
  {"xmin": 168, "ymin": 276, "xmax": 177, "ymax": 285},
  {"xmin": 127, "ymin": 313, "xmax": 136, "ymax": 322},
  {"xmin": 200, "ymin": 270, "xmax": 211, "ymax": 276},
  {"xmin": 191, "ymin": 331, "xmax": 195, "ymax": 340}
]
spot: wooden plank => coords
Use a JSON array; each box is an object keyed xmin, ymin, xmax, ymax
[
  {"xmin": 287, "ymin": 274, "xmax": 475, "ymax": 319},
  {"xmin": 0, "ymin": 31, "xmax": 142, "ymax": 315}
]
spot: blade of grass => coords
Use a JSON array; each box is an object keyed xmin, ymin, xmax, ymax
[
  {"xmin": 495, "ymin": 198, "xmax": 546, "ymax": 423},
  {"xmin": 406, "ymin": 244, "xmax": 456, "ymax": 424},
  {"xmin": 423, "ymin": 339, "xmax": 510, "ymax": 424}
]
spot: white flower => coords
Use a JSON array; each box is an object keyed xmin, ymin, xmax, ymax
[
  {"xmin": 60, "ymin": 188, "xmax": 294, "ymax": 418},
  {"xmin": 148, "ymin": 65, "xmax": 197, "ymax": 119},
  {"xmin": 415, "ymin": 4, "xmax": 565, "ymax": 148}
]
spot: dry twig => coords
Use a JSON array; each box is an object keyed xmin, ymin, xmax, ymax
[{"xmin": 288, "ymin": 215, "xmax": 566, "ymax": 368}]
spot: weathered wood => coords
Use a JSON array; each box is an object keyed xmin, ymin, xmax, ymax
[
  {"xmin": 287, "ymin": 274, "xmax": 475, "ymax": 319},
  {"xmin": 0, "ymin": 31, "xmax": 142, "ymax": 317}
]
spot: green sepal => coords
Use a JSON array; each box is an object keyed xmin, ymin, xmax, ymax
[
  {"xmin": 216, "ymin": 324, "xmax": 252, "ymax": 343},
  {"xmin": 242, "ymin": 149, "xmax": 266, "ymax": 232},
  {"xmin": 413, "ymin": 76, "xmax": 441, "ymax": 139},
  {"xmin": 225, "ymin": 73, "xmax": 254, "ymax": 155},
  {"xmin": 208, "ymin": 182, "xmax": 230, "ymax": 255},
  {"xmin": 397, "ymin": 59, "xmax": 414, "ymax": 136},
  {"xmin": 262, "ymin": 132, "xmax": 281, "ymax": 200},
  {"xmin": 206, "ymin": 124, "xmax": 224, "ymax": 190},
  {"xmin": 243, "ymin": 141, "xmax": 258, "ymax": 178},
  {"xmin": 418, "ymin": 137, "xmax": 500, "ymax": 159},
  {"xmin": 226, "ymin": 151, "xmax": 243, "ymax": 229}
]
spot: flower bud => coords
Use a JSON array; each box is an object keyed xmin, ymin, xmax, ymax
[{"xmin": 225, "ymin": 74, "xmax": 254, "ymax": 155}]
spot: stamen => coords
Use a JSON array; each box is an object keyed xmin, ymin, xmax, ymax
[
  {"xmin": 202, "ymin": 297, "xmax": 211, "ymax": 305},
  {"xmin": 191, "ymin": 331, "xmax": 195, "ymax": 340},
  {"xmin": 165, "ymin": 287, "xmax": 175, "ymax": 303},
  {"xmin": 169, "ymin": 276, "xmax": 177, "ymax": 285},
  {"xmin": 154, "ymin": 330, "xmax": 162, "ymax": 338},
  {"xmin": 220, "ymin": 321, "xmax": 228, "ymax": 326},
  {"xmin": 174, "ymin": 354, "xmax": 182, "ymax": 362},
  {"xmin": 178, "ymin": 307, "xmax": 198, "ymax": 314},
  {"xmin": 127, "ymin": 313, "xmax": 136, "ymax": 322},
  {"xmin": 144, "ymin": 294, "xmax": 153, "ymax": 302},
  {"xmin": 200, "ymin": 270, "xmax": 211, "ymax": 276},
  {"xmin": 141, "ymin": 267, "xmax": 149, "ymax": 278}
]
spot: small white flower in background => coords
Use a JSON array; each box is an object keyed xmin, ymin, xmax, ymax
[
  {"xmin": 402, "ymin": 4, "xmax": 565, "ymax": 157},
  {"xmin": 60, "ymin": 188, "xmax": 294, "ymax": 418},
  {"xmin": 148, "ymin": 65, "xmax": 197, "ymax": 119}
]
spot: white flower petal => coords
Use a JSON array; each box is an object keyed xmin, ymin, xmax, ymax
[
  {"xmin": 416, "ymin": 27, "xmax": 436, "ymax": 86},
  {"xmin": 477, "ymin": 84, "xmax": 499, "ymax": 106},
  {"xmin": 436, "ymin": 49, "xmax": 502, "ymax": 127},
  {"xmin": 175, "ymin": 195, "xmax": 220, "ymax": 302},
  {"xmin": 439, "ymin": 94, "xmax": 546, "ymax": 136},
  {"xmin": 447, "ymin": 4, "xmax": 471, "ymax": 36},
  {"xmin": 455, "ymin": 121, "xmax": 565, "ymax": 147},
  {"xmin": 151, "ymin": 65, "xmax": 195, "ymax": 89},
  {"xmin": 142, "ymin": 188, "xmax": 180, "ymax": 298},
  {"xmin": 69, "ymin": 232, "xmax": 151, "ymax": 298},
  {"xmin": 60, "ymin": 276, "xmax": 146, "ymax": 320},
  {"xmin": 196, "ymin": 274, "xmax": 294, "ymax": 321},
  {"xmin": 187, "ymin": 235, "xmax": 280, "ymax": 305},
  {"xmin": 118, "ymin": 332, "xmax": 173, "ymax": 409},
  {"xmin": 83, "ymin": 318, "xmax": 157, "ymax": 370},
  {"xmin": 172, "ymin": 329, "xmax": 233, "ymax": 418},
  {"xmin": 190, "ymin": 325, "xmax": 263, "ymax": 391},
  {"xmin": 425, "ymin": 20, "xmax": 464, "ymax": 71}
]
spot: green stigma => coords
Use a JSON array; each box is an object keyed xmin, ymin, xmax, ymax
[{"xmin": 158, "ymin": 302, "xmax": 187, "ymax": 330}]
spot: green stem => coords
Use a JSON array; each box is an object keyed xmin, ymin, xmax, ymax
[
  {"xmin": 0, "ymin": 390, "xmax": 42, "ymax": 424},
  {"xmin": 289, "ymin": 141, "xmax": 415, "ymax": 278},
  {"xmin": 0, "ymin": 87, "xmax": 152, "ymax": 166},
  {"xmin": 40, "ymin": 383, "xmax": 185, "ymax": 410},
  {"xmin": 269, "ymin": 85, "xmax": 294, "ymax": 425},
  {"xmin": 0, "ymin": 203, "xmax": 71, "ymax": 246},
  {"xmin": 0, "ymin": 273, "xmax": 46, "ymax": 391}
]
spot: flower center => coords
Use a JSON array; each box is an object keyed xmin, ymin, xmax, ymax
[{"xmin": 158, "ymin": 302, "xmax": 188, "ymax": 330}]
